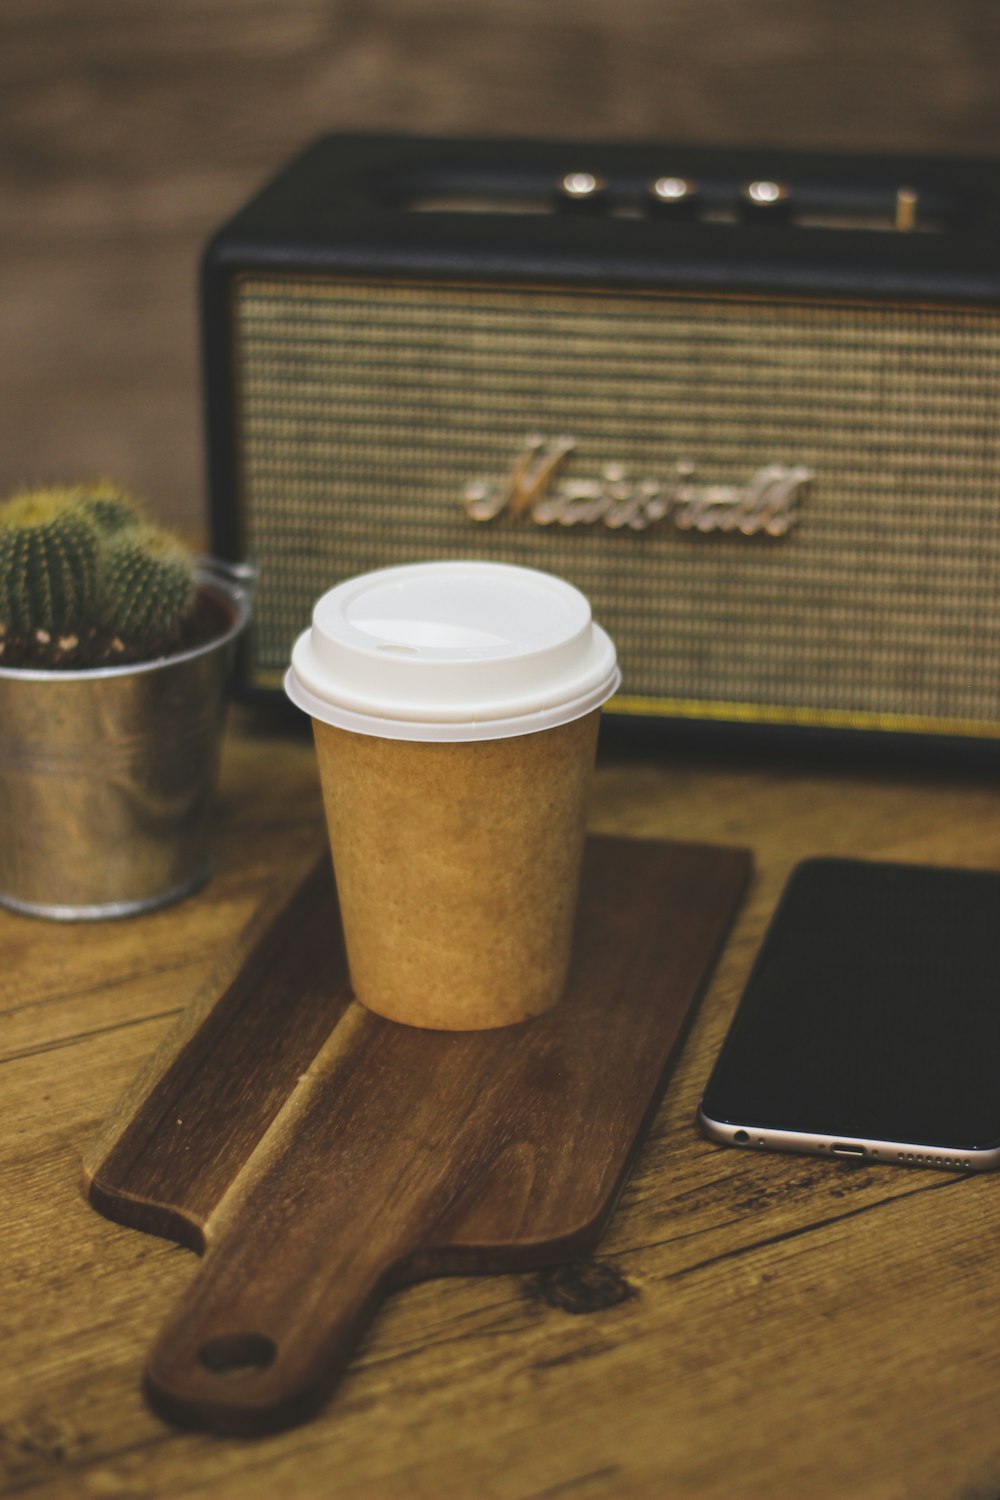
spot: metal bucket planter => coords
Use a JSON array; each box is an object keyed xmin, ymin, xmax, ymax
[{"xmin": 0, "ymin": 561, "xmax": 253, "ymax": 920}]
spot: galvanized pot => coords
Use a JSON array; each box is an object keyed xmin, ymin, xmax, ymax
[{"xmin": 0, "ymin": 561, "xmax": 253, "ymax": 920}]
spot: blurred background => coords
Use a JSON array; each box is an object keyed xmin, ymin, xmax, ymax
[{"xmin": 3, "ymin": 0, "xmax": 999, "ymax": 535}]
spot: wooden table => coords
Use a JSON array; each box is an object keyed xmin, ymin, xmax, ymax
[{"xmin": 4, "ymin": 707, "xmax": 1000, "ymax": 1500}]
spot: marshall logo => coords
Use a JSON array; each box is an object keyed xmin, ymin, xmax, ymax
[{"xmin": 463, "ymin": 435, "xmax": 811, "ymax": 536}]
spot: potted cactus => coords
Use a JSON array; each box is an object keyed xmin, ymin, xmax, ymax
[{"xmin": 0, "ymin": 483, "xmax": 252, "ymax": 919}]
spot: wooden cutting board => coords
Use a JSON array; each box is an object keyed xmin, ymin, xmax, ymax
[{"xmin": 83, "ymin": 835, "xmax": 751, "ymax": 1436}]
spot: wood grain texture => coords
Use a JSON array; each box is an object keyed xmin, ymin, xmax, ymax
[
  {"xmin": 5, "ymin": 709, "xmax": 1000, "ymax": 1497},
  {"xmin": 85, "ymin": 837, "xmax": 750, "ymax": 1434},
  {"xmin": 2, "ymin": 2, "xmax": 999, "ymax": 532}
]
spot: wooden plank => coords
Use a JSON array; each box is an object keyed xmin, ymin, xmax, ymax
[
  {"xmin": 5, "ymin": 714, "xmax": 1000, "ymax": 1497},
  {"xmin": 2, "ymin": 1, "xmax": 1000, "ymax": 530}
]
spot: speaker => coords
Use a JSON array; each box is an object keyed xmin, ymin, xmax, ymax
[{"xmin": 203, "ymin": 135, "xmax": 1000, "ymax": 749}]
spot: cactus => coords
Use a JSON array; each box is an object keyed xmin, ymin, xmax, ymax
[
  {"xmin": 98, "ymin": 524, "xmax": 197, "ymax": 647},
  {"xmin": 0, "ymin": 489, "xmax": 101, "ymax": 636},
  {"xmin": 0, "ymin": 483, "xmax": 199, "ymax": 667},
  {"xmin": 73, "ymin": 479, "xmax": 146, "ymax": 537}
]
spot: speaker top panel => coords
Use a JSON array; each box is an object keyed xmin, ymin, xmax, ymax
[{"xmin": 204, "ymin": 134, "xmax": 1000, "ymax": 304}]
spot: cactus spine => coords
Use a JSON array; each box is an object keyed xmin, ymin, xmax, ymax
[{"xmin": 74, "ymin": 479, "xmax": 146, "ymax": 537}]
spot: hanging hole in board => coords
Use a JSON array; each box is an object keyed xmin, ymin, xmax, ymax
[{"xmin": 199, "ymin": 1332, "xmax": 278, "ymax": 1376}]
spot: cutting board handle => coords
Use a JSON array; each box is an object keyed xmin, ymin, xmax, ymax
[{"xmin": 145, "ymin": 1212, "xmax": 412, "ymax": 1435}]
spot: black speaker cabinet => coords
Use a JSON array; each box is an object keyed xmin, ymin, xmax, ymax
[{"xmin": 203, "ymin": 135, "xmax": 1000, "ymax": 750}]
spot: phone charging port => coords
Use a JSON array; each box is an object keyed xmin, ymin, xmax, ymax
[{"xmin": 831, "ymin": 1143, "xmax": 867, "ymax": 1157}]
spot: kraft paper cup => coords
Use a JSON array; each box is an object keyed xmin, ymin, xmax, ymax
[{"xmin": 285, "ymin": 561, "xmax": 620, "ymax": 1031}]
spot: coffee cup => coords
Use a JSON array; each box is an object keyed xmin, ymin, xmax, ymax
[{"xmin": 285, "ymin": 561, "xmax": 619, "ymax": 1030}]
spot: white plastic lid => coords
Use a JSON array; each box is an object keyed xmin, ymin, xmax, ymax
[{"xmin": 284, "ymin": 560, "xmax": 620, "ymax": 742}]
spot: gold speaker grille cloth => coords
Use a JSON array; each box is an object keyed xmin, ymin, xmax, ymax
[{"xmin": 233, "ymin": 276, "xmax": 1000, "ymax": 734}]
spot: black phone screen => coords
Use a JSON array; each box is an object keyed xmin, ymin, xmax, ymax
[{"xmin": 700, "ymin": 857, "xmax": 1000, "ymax": 1152}]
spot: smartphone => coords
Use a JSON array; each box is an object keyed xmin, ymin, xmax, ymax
[{"xmin": 698, "ymin": 856, "xmax": 1000, "ymax": 1170}]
